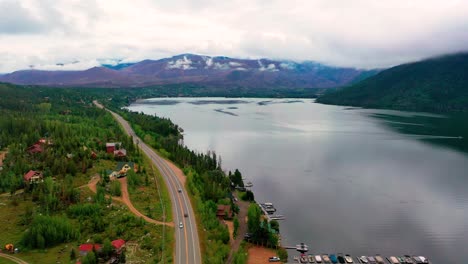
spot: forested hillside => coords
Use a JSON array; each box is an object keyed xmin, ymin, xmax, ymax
[
  {"xmin": 0, "ymin": 83, "xmax": 172, "ymax": 263},
  {"xmin": 317, "ymin": 53, "xmax": 468, "ymax": 112}
]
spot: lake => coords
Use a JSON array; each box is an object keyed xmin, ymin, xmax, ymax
[{"xmin": 128, "ymin": 98, "xmax": 468, "ymax": 263}]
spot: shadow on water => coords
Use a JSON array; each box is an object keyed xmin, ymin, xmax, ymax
[{"xmin": 370, "ymin": 112, "xmax": 468, "ymax": 155}]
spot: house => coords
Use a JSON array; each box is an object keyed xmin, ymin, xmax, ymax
[
  {"xmin": 216, "ymin": 205, "xmax": 233, "ymax": 220},
  {"xmin": 90, "ymin": 151, "xmax": 97, "ymax": 159},
  {"xmin": 78, "ymin": 244, "xmax": 102, "ymax": 256},
  {"xmin": 27, "ymin": 143, "xmax": 43, "ymax": 154},
  {"xmin": 23, "ymin": 170, "xmax": 44, "ymax": 183},
  {"xmin": 26, "ymin": 138, "xmax": 53, "ymax": 154},
  {"xmin": 115, "ymin": 162, "xmax": 136, "ymax": 174},
  {"xmin": 37, "ymin": 138, "xmax": 53, "ymax": 145},
  {"xmin": 111, "ymin": 239, "xmax": 126, "ymax": 254},
  {"xmin": 106, "ymin": 142, "xmax": 121, "ymax": 154},
  {"xmin": 106, "ymin": 169, "xmax": 118, "ymax": 179},
  {"xmin": 113, "ymin": 149, "xmax": 127, "ymax": 158}
]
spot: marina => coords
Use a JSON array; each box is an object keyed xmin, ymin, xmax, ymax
[{"xmin": 288, "ymin": 254, "xmax": 431, "ymax": 263}]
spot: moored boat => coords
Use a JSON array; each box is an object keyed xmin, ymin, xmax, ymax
[
  {"xmin": 322, "ymin": 254, "xmax": 331, "ymax": 263},
  {"xmin": 375, "ymin": 255, "xmax": 385, "ymax": 264},
  {"xmin": 337, "ymin": 253, "xmax": 345, "ymax": 263},
  {"xmin": 388, "ymin": 256, "xmax": 399, "ymax": 264},
  {"xmin": 404, "ymin": 255, "xmax": 414, "ymax": 264},
  {"xmin": 359, "ymin": 256, "xmax": 369, "ymax": 263},
  {"xmin": 315, "ymin": 255, "xmax": 323, "ymax": 263},
  {"xmin": 308, "ymin": 254, "xmax": 315, "ymax": 263},
  {"xmin": 344, "ymin": 254, "xmax": 353, "ymax": 263},
  {"xmin": 329, "ymin": 254, "xmax": 338, "ymax": 263}
]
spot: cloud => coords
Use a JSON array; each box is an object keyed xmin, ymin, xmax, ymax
[
  {"xmin": 0, "ymin": 0, "xmax": 468, "ymax": 72},
  {"xmin": 0, "ymin": 1, "xmax": 46, "ymax": 34}
]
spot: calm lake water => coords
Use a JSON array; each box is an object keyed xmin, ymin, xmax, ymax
[{"xmin": 128, "ymin": 98, "xmax": 468, "ymax": 264}]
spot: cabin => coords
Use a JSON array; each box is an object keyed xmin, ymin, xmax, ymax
[
  {"xmin": 106, "ymin": 142, "xmax": 121, "ymax": 153},
  {"xmin": 114, "ymin": 149, "xmax": 127, "ymax": 158},
  {"xmin": 37, "ymin": 138, "xmax": 53, "ymax": 145},
  {"xmin": 27, "ymin": 143, "xmax": 43, "ymax": 154},
  {"xmin": 23, "ymin": 170, "xmax": 44, "ymax": 183},
  {"xmin": 78, "ymin": 244, "xmax": 102, "ymax": 256},
  {"xmin": 216, "ymin": 205, "xmax": 233, "ymax": 220},
  {"xmin": 115, "ymin": 162, "xmax": 138, "ymax": 177},
  {"xmin": 111, "ymin": 239, "xmax": 126, "ymax": 254},
  {"xmin": 26, "ymin": 138, "xmax": 53, "ymax": 154}
]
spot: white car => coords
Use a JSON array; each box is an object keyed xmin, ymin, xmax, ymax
[
  {"xmin": 179, "ymin": 221, "xmax": 184, "ymax": 228},
  {"xmin": 178, "ymin": 188, "xmax": 182, "ymax": 193},
  {"xmin": 268, "ymin": 256, "xmax": 280, "ymax": 262}
]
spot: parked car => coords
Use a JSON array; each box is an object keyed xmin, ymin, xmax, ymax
[{"xmin": 269, "ymin": 256, "xmax": 280, "ymax": 262}]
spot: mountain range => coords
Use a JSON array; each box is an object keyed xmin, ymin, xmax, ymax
[
  {"xmin": 317, "ymin": 53, "xmax": 468, "ymax": 112},
  {"xmin": 0, "ymin": 54, "xmax": 377, "ymax": 89}
]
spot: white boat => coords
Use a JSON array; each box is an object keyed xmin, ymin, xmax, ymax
[
  {"xmin": 345, "ymin": 255, "xmax": 353, "ymax": 263},
  {"xmin": 315, "ymin": 255, "xmax": 322, "ymax": 263},
  {"xmin": 388, "ymin": 256, "xmax": 399, "ymax": 264}
]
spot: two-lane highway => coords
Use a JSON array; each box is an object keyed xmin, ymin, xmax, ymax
[{"xmin": 94, "ymin": 101, "xmax": 201, "ymax": 264}]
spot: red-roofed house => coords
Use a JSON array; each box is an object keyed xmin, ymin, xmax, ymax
[
  {"xmin": 37, "ymin": 138, "xmax": 53, "ymax": 145},
  {"xmin": 111, "ymin": 239, "xmax": 126, "ymax": 254},
  {"xmin": 114, "ymin": 149, "xmax": 127, "ymax": 158},
  {"xmin": 27, "ymin": 144, "xmax": 43, "ymax": 154},
  {"xmin": 106, "ymin": 142, "xmax": 121, "ymax": 153},
  {"xmin": 79, "ymin": 244, "xmax": 102, "ymax": 256},
  {"xmin": 23, "ymin": 170, "xmax": 43, "ymax": 183}
]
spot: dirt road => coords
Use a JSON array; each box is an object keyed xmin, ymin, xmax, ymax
[{"xmin": 86, "ymin": 175, "xmax": 173, "ymax": 227}]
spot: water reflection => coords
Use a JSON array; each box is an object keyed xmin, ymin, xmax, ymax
[{"xmin": 128, "ymin": 98, "xmax": 468, "ymax": 263}]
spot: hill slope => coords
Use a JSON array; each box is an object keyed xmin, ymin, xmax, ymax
[
  {"xmin": 317, "ymin": 53, "xmax": 468, "ymax": 112},
  {"xmin": 0, "ymin": 54, "xmax": 376, "ymax": 89}
]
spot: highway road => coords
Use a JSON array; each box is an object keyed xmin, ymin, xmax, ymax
[{"xmin": 94, "ymin": 101, "xmax": 201, "ymax": 264}]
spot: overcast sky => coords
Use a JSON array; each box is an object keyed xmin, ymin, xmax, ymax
[{"xmin": 0, "ymin": 0, "xmax": 468, "ymax": 72}]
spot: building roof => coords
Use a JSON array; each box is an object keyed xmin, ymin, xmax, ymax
[
  {"xmin": 111, "ymin": 239, "xmax": 126, "ymax": 250},
  {"xmin": 106, "ymin": 142, "xmax": 121, "ymax": 147},
  {"xmin": 114, "ymin": 149, "xmax": 127, "ymax": 157},
  {"xmin": 27, "ymin": 144, "xmax": 43, "ymax": 154},
  {"xmin": 79, "ymin": 244, "xmax": 102, "ymax": 252},
  {"xmin": 216, "ymin": 205, "xmax": 232, "ymax": 217},
  {"xmin": 24, "ymin": 170, "xmax": 42, "ymax": 182},
  {"xmin": 115, "ymin": 162, "xmax": 134, "ymax": 171}
]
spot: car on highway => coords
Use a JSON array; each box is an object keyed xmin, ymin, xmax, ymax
[
  {"xmin": 179, "ymin": 221, "xmax": 184, "ymax": 228},
  {"xmin": 184, "ymin": 213, "xmax": 188, "ymax": 217},
  {"xmin": 178, "ymin": 188, "xmax": 182, "ymax": 193}
]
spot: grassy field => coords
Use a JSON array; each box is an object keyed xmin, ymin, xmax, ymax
[
  {"xmin": 0, "ymin": 257, "xmax": 16, "ymax": 264},
  {"xmin": 128, "ymin": 156, "xmax": 173, "ymax": 223},
  {"xmin": 0, "ymin": 160, "xmax": 175, "ymax": 264}
]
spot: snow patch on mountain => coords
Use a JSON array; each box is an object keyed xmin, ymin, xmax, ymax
[
  {"xmin": 213, "ymin": 62, "xmax": 231, "ymax": 70},
  {"xmin": 258, "ymin": 61, "xmax": 279, "ymax": 72},
  {"xmin": 204, "ymin": 57, "xmax": 213, "ymax": 68},
  {"xmin": 279, "ymin": 62, "xmax": 296, "ymax": 70},
  {"xmin": 167, "ymin": 56, "xmax": 195, "ymax": 70},
  {"xmin": 229, "ymin": 62, "xmax": 243, "ymax": 67}
]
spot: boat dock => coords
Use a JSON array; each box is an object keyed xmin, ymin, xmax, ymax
[{"xmin": 258, "ymin": 202, "xmax": 286, "ymax": 221}]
